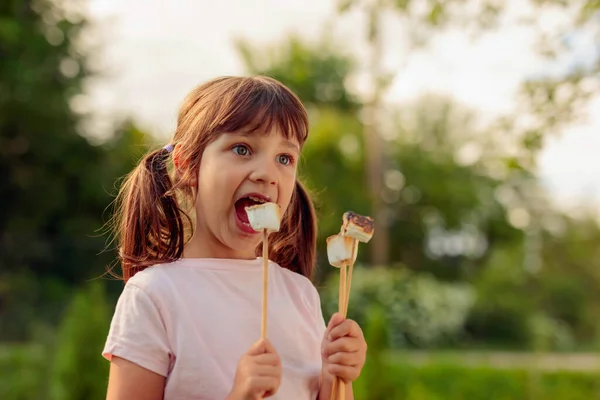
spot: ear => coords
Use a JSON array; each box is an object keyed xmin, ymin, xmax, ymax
[
  {"xmin": 173, "ymin": 144, "xmax": 198, "ymax": 188},
  {"xmin": 172, "ymin": 143, "xmax": 187, "ymax": 171}
]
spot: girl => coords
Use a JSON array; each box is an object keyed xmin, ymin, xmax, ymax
[{"xmin": 103, "ymin": 76, "xmax": 367, "ymax": 400}]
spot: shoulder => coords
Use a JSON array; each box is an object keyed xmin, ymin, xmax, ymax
[
  {"xmin": 127, "ymin": 264, "xmax": 168, "ymax": 290},
  {"xmin": 124, "ymin": 260, "xmax": 186, "ymax": 301}
]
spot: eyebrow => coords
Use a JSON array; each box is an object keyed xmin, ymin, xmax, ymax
[
  {"xmin": 228, "ymin": 131, "xmax": 300, "ymax": 152},
  {"xmin": 281, "ymin": 139, "xmax": 300, "ymax": 152}
]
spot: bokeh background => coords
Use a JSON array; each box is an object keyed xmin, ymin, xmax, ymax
[{"xmin": 2, "ymin": 0, "xmax": 600, "ymax": 399}]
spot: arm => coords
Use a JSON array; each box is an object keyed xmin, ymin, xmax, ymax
[
  {"xmin": 106, "ymin": 356, "xmax": 165, "ymax": 400},
  {"xmin": 102, "ymin": 284, "xmax": 172, "ymax": 400}
]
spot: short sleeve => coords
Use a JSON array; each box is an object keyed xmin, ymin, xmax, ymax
[{"xmin": 102, "ymin": 283, "xmax": 172, "ymax": 377}]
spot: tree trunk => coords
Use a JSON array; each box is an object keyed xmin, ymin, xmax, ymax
[{"xmin": 365, "ymin": 0, "xmax": 389, "ymax": 267}]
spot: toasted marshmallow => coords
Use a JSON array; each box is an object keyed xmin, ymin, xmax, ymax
[
  {"xmin": 246, "ymin": 202, "xmax": 282, "ymax": 232},
  {"xmin": 326, "ymin": 234, "xmax": 357, "ymax": 268},
  {"xmin": 341, "ymin": 211, "xmax": 374, "ymax": 243}
]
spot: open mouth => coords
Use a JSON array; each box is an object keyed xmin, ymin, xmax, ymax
[{"xmin": 234, "ymin": 195, "xmax": 268, "ymax": 232}]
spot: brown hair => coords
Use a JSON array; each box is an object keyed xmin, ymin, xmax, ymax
[{"xmin": 110, "ymin": 76, "xmax": 317, "ymax": 281}]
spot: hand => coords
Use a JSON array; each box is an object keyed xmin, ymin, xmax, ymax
[
  {"xmin": 321, "ymin": 313, "xmax": 367, "ymax": 384},
  {"xmin": 228, "ymin": 338, "xmax": 282, "ymax": 400}
]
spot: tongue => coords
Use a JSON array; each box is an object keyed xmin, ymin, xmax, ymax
[{"xmin": 235, "ymin": 198, "xmax": 254, "ymax": 223}]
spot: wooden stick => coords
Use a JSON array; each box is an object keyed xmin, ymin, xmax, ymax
[
  {"xmin": 331, "ymin": 265, "xmax": 348, "ymax": 400},
  {"xmin": 336, "ymin": 240, "xmax": 359, "ymax": 400},
  {"xmin": 343, "ymin": 240, "xmax": 359, "ymax": 318},
  {"xmin": 339, "ymin": 265, "xmax": 347, "ymax": 317},
  {"xmin": 343, "ymin": 265, "xmax": 353, "ymax": 318},
  {"xmin": 329, "ymin": 379, "xmax": 338, "ymax": 400},
  {"xmin": 261, "ymin": 229, "xmax": 268, "ymax": 339}
]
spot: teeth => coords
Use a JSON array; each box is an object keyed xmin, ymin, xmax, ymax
[{"xmin": 249, "ymin": 196, "xmax": 266, "ymax": 203}]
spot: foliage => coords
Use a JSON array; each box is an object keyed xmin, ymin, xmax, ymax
[
  {"xmin": 320, "ymin": 267, "xmax": 475, "ymax": 348},
  {"xmin": 351, "ymin": 306, "xmax": 600, "ymax": 400},
  {"xmin": 241, "ymin": 26, "xmax": 600, "ymax": 350},
  {"xmin": 354, "ymin": 360, "xmax": 600, "ymax": 400},
  {"xmin": 0, "ymin": 282, "xmax": 111, "ymax": 400},
  {"xmin": 236, "ymin": 35, "xmax": 359, "ymax": 111},
  {"xmin": 0, "ymin": 0, "xmax": 149, "ymax": 340},
  {"xmin": 0, "ymin": 344, "xmax": 47, "ymax": 400},
  {"xmin": 49, "ymin": 281, "xmax": 111, "ymax": 400}
]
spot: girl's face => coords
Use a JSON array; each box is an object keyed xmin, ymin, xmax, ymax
[{"xmin": 185, "ymin": 127, "xmax": 300, "ymax": 259}]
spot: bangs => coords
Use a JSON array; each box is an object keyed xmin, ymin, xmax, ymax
[{"xmin": 209, "ymin": 77, "xmax": 309, "ymax": 146}]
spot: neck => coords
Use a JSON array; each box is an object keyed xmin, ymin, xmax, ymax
[{"xmin": 183, "ymin": 226, "xmax": 256, "ymax": 260}]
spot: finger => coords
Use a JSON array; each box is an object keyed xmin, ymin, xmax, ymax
[
  {"xmin": 247, "ymin": 339, "xmax": 268, "ymax": 355},
  {"xmin": 254, "ymin": 352, "xmax": 281, "ymax": 367},
  {"xmin": 327, "ymin": 351, "xmax": 362, "ymax": 366},
  {"xmin": 327, "ymin": 364, "xmax": 359, "ymax": 383},
  {"xmin": 326, "ymin": 312, "xmax": 345, "ymax": 332},
  {"xmin": 328, "ymin": 319, "xmax": 362, "ymax": 341},
  {"xmin": 261, "ymin": 338, "xmax": 278, "ymax": 355},
  {"xmin": 322, "ymin": 337, "xmax": 360, "ymax": 357},
  {"xmin": 254, "ymin": 364, "xmax": 282, "ymax": 378},
  {"xmin": 248, "ymin": 376, "xmax": 280, "ymax": 397},
  {"xmin": 247, "ymin": 338, "xmax": 278, "ymax": 356}
]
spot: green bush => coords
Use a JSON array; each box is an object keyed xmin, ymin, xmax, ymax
[
  {"xmin": 353, "ymin": 361, "xmax": 600, "ymax": 400},
  {"xmin": 349, "ymin": 297, "xmax": 600, "ymax": 400},
  {"xmin": 465, "ymin": 245, "xmax": 536, "ymax": 348},
  {"xmin": 319, "ymin": 267, "xmax": 475, "ymax": 348},
  {"xmin": 49, "ymin": 281, "xmax": 111, "ymax": 400},
  {"xmin": 0, "ymin": 344, "xmax": 48, "ymax": 400},
  {"xmin": 465, "ymin": 245, "xmax": 576, "ymax": 350}
]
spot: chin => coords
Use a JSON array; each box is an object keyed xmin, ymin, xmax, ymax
[{"xmin": 229, "ymin": 243, "xmax": 260, "ymax": 260}]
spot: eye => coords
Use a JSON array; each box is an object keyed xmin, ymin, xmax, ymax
[
  {"xmin": 232, "ymin": 144, "xmax": 250, "ymax": 156},
  {"xmin": 277, "ymin": 154, "xmax": 294, "ymax": 166}
]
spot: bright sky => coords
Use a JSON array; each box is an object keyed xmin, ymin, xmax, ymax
[{"xmin": 84, "ymin": 0, "xmax": 600, "ymax": 211}]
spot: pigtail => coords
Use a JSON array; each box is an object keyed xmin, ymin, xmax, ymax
[
  {"xmin": 111, "ymin": 147, "xmax": 190, "ymax": 281},
  {"xmin": 266, "ymin": 180, "xmax": 317, "ymax": 279}
]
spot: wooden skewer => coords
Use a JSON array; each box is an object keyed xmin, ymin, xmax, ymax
[
  {"xmin": 330, "ymin": 377, "xmax": 338, "ymax": 400},
  {"xmin": 330, "ymin": 263, "xmax": 348, "ymax": 400},
  {"xmin": 343, "ymin": 240, "xmax": 359, "ymax": 318},
  {"xmin": 333, "ymin": 240, "xmax": 359, "ymax": 400},
  {"xmin": 343, "ymin": 266, "xmax": 352, "ymax": 318},
  {"xmin": 339, "ymin": 266, "xmax": 347, "ymax": 318},
  {"xmin": 261, "ymin": 229, "xmax": 268, "ymax": 339}
]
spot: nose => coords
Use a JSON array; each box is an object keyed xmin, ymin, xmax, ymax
[{"xmin": 249, "ymin": 156, "xmax": 278, "ymax": 186}]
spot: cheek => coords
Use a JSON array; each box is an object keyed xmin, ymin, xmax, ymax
[
  {"xmin": 195, "ymin": 163, "xmax": 238, "ymax": 208},
  {"xmin": 280, "ymin": 174, "xmax": 297, "ymax": 212},
  {"xmin": 194, "ymin": 164, "xmax": 223, "ymax": 211}
]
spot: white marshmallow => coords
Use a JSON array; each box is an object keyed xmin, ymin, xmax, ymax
[
  {"xmin": 341, "ymin": 211, "xmax": 374, "ymax": 243},
  {"xmin": 326, "ymin": 234, "xmax": 357, "ymax": 268},
  {"xmin": 245, "ymin": 202, "xmax": 282, "ymax": 232}
]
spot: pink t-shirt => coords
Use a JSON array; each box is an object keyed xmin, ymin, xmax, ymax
[{"xmin": 102, "ymin": 257, "xmax": 327, "ymax": 399}]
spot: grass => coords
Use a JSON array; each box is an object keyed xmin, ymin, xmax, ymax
[
  {"xmin": 355, "ymin": 352, "xmax": 600, "ymax": 400},
  {"xmin": 387, "ymin": 350, "xmax": 600, "ymax": 371},
  {"xmin": 3, "ymin": 343, "xmax": 600, "ymax": 400}
]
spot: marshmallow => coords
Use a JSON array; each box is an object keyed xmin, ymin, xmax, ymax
[
  {"xmin": 341, "ymin": 211, "xmax": 374, "ymax": 243},
  {"xmin": 246, "ymin": 202, "xmax": 282, "ymax": 232},
  {"xmin": 326, "ymin": 234, "xmax": 357, "ymax": 268}
]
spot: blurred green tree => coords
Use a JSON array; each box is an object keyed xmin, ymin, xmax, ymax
[
  {"xmin": 237, "ymin": 36, "xmax": 520, "ymax": 281},
  {"xmin": 0, "ymin": 0, "xmax": 147, "ymax": 339},
  {"xmin": 334, "ymin": 0, "xmax": 600, "ymax": 266},
  {"xmin": 235, "ymin": 9, "xmax": 600, "ymax": 346}
]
